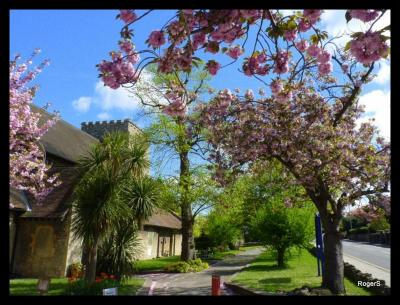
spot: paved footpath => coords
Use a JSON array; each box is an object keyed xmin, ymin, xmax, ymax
[{"xmin": 135, "ymin": 247, "xmax": 264, "ymax": 296}]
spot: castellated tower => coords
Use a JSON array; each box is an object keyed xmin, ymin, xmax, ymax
[
  {"xmin": 81, "ymin": 119, "xmax": 149, "ymax": 175},
  {"xmin": 81, "ymin": 119, "xmax": 142, "ymax": 140}
]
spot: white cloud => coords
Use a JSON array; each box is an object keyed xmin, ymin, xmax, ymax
[
  {"xmin": 97, "ymin": 112, "xmax": 111, "ymax": 120},
  {"xmin": 72, "ymin": 96, "xmax": 92, "ymax": 113},
  {"xmin": 373, "ymin": 60, "xmax": 390, "ymax": 85},
  {"xmin": 71, "ymin": 69, "xmax": 168, "ymax": 120},
  {"xmin": 357, "ymin": 89, "xmax": 390, "ymax": 140},
  {"xmin": 320, "ymin": 10, "xmax": 390, "ymax": 52},
  {"xmin": 94, "ymin": 82, "xmax": 140, "ymax": 111}
]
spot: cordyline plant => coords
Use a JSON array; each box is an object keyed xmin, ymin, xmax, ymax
[
  {"xmin": 97, "ymin": 9, "xmax": 390, "ymax": 294},
  {"xmin": 9, "ymin": 49, "xmax": 60, "ymax": 202}
]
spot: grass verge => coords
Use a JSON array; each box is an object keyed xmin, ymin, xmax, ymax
[
  {"xmin": 134, "ymin": 255, "xmax": 180, "ymax": 272},
  {"xmin": 231, "ymin": 248, "xmax": 372, "ymax": 296},
  {"xmin": 10, "ymin": 277, "xmax": 144, "ymax": 296}
]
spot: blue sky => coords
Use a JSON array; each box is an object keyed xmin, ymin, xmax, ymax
[{"xmin": 10, "ymin": 9, "xmax": 390, "ymax": 179}]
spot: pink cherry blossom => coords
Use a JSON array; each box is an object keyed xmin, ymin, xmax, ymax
[
  {"xmin": 284, "ymin": 29, "xmax": 297, "ymax": 42},
  {"xmin": 298, "ymin": 19, "xmax": 312, "ymax": 32},
  {"xmin": 317, "ymin": 50, "xmax": 332, "ymax": 63},
  {"xmin": 192, "ymin": 32, "xmax": 207, "ymax": 49},
  {"xmin": 206, "ymin": 60, "xmax": 221, "ymax": 75},
  {"xmin": 119, "ymin": 40, "xmax": 134, "ymax": 54},
  {"xmin": 318, "ymin": 61, "xmax": 333, "ymax": 75},
  {"xmin": 348, "ymin": 10, "xmax": 380, "ymax": 22},
  {"xmin": 273, "ymin": 51, "xmax": 289, "ymax": 74},
  {"xmin": 349, "ymin": 31, "xmax": 389, "ymax": 65},
  {"xmin": 227, "ymin": 45, "xmax": 244, "ymax": 59},
  {"xmin": 148, "ymin": 30, "xmax": 166, "ymax": 48},
  {"xmin": 10, "ymin": 52, "xmax": 60, "ymax": 201},
  {"xmin": 270, "ymin": 80, "xmax": 283, "ymax": 96},
  {"xmin": 307, "ymin": 44, "xmax": 321, "ymax": 57},
  {"xmin": 295, "ymin": 40, "xmax": 309, "ymax": 52},
  {"xmin": 257, "ymin": 53, "xmax": 267, "ymax": 63},
  {"xmin": 303, "ymin": 10, "xmax": 323, "ymax": 24},
  {"xmin": 119, "ymin": 10, "xmax": 137, "ymax": 24}
]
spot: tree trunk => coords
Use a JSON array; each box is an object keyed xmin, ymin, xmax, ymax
[
  {"xmin": 181, "ymin": 208, "xmax": 196, "ymax": 261},
  {"xmin": 277, "ymin": 248, "xmax": 285, "ymax": 267},
  {"xmin": 81, "ymin": 241, "xmax": 90, "ymax": 277},
  {"xmin": 84, "ymin": 238, "xmax": 99, "ymax": 283},
  {"xmin": 179, "ymin": 150, "xmax": 195, "ymax": 261},
  {"xmin": 321, "ymin": 220, "xmax": 345, "ymax": 294}
]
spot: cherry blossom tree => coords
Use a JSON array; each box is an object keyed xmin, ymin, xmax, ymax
[
  {"xmin": 9, "ymin": 50, "xmax": 60, "ymax": 203},
  {"xmin": 98, "ymin": 9, "xmax": 390, "ymax": 294}
]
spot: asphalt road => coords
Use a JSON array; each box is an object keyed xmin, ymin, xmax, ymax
[{"xmin": 342, "ymin": 240, "xmax": 390, "ymax": 270}]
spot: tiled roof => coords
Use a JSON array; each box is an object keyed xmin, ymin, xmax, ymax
[
  {"xmin": 143, "ymin": 208, "xmax": 182, "ymax": 230},
  {"xmin": 32, "ymin": 105, "xmax": 98, "ymax": 163},
  {"xmin": 19, "ymin": 161, "xmax": 77, "ymax": 219},
  {"xmin": 10, "ymin": 188, "xmax": 31, "ymax": 212}
]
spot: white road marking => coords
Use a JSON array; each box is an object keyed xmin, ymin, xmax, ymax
[{"xmin": 148, "ymin": 280, "xmax": 157, "ymax": 295}]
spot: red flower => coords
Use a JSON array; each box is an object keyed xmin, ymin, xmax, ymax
[
  {"xmin": 95, "ymin": 277, "xmax": 102, "ymax": 283},
  {"xmin": 109, "ymin": 275, "xmax": 115, "ymax": 279}
]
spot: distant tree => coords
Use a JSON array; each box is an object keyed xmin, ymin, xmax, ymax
[
  {"xmin": 206, "ymin": 212, "xmax": 242, "ymax": 250},
  {"xmin": 250, "ymin": 199, "xmax": 315, "ymax": 267}
]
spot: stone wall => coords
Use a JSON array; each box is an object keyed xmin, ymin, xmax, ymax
[
  {"xmin": 81, "ymin": 120, "xmax": 141, "ymax": 141},
  {"xmin": 137, "ymin": 228, "xmax": 182, "ymax": 260},
  {"xmin": 174, "ymin": 233, "xmax": 182, "ymax": 256},
  {"xmin": 347, "ymin": 232, "xmax": 390, "ymax": 245},
  {"xmin": 12, "ymin": 218, "xmax": 70, "ymax": 278},
  {"xmin": 64, "ymin": 211, "xmax": 83, "ymax": 274}
]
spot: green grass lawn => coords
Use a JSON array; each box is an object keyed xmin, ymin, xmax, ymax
[
  {"xmin": 10, "ymin": 277, "xmax": 144, "ymax": 296},
  {"xmin": 134, "ymin": 255, "xmax": 180, "ymax": 272},
  {"xmin": 232, "ymin": 248, "xmax": 372, "ymax": 296},
  {"xmin": 10, "ymin": 278, "xmax": 69, "ymax": 296}
]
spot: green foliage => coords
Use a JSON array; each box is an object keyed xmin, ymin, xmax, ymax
[
  {"xmin": 66, "ymin": 262, "xmax": 84, "ymax": 279},
  {"xmin": 368, "ymin": 215, "xmax": 390, "ymax": 232},
  {"xmin": 206, "ymin": 212, "xmax": 242, "ymax": 249},
  {"xmin": 72, "ymin": 131, "xmax": 155, "ymax": 280},
  {"xmin": 348, "ymin": 226, "xmax": 370, "ymax": 234},
  {"xmin": 249, "ymin": 200, "xmax": 314, "ymax": 266},
  {"xmin": 120, "ymin": 176, "xmax": 161, "ymax": 224},
  {"xmin": 341, "ymin": 216, "xmax": 368, "ymax": 232},
  {"xmin": 164, "ymin": 258, "xmax": 209, "ymax": 273},
  {"xmin": 97, "ymin": 222, "xmax": 143, "ymax": 278}
]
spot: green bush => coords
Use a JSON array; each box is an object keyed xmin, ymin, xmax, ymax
[
  {"xmin": 164, "ymin": 259, "xmax": 209, "ymax": 273},
  {"xmin": 66, "ymin": 262, "xmax": 84, "ymax": 279},
  {"xmin": 206, "ymin": 213, "xmax": 242, "ymax": 249},
  {"xmin": 97, "ymin": 221, "xmax": 143, "ymax": 279},
  {"xmin": 348, "ymin": 226, "xmax": 370, "ymax": 234},
  {"xmin": 164, "ymin": 262, "xmax": 191, "ymax": 273},
  {"xmin": 369, "ymin": 216, "xmax": 390, "ymax": 232}
]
